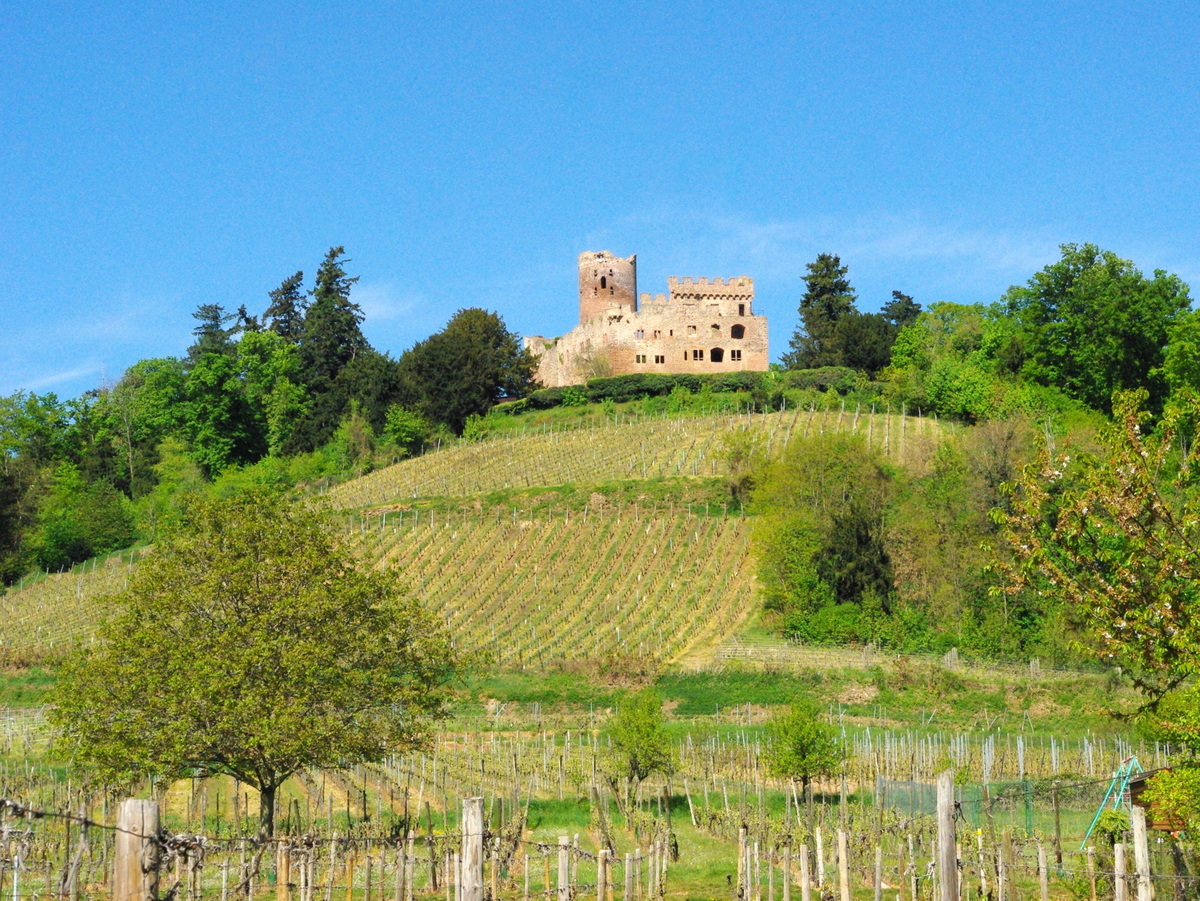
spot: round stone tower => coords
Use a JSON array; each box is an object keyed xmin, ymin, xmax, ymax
[{"xmin": 578, "ymin": 251, "xmax": 637, "ymax": 323}]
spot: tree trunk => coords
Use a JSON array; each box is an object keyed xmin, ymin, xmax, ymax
[{"xmin": 260, "ymin": 783, "xmax": 277, "ymax": 839}]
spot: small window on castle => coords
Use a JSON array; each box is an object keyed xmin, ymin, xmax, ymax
[
  {"xmin": 601, "ymin": 276, "xmax": 607, "ymax": 289},
  {"xmin": 738, "ymin": 303, "xmax": 745, "ymax": 316},
  {"xmin": 710, "ymin": 347, "xmax": 725, "ymax": 363},
  {"xmin": 635, "ymin": 354, "xmax": 647, "ymax": 364},
  {"xmin": 654, "ymin": 355, "xmax": 665, "ymax": 364},
  {"xmin": 731, "ymin": 349, "xmax": 742, "ymax": 362},
  {"xmin": 652, "ymin": 330, "xmax": 661, "ymax": 339},
  {"xmin": 731, "ymin": 324, "xmax": 745, "ymax": 340},
  {"xmin": 711, "ymin": 323, "xmax": 720, "ymax": 331},
  {"xmin": 610, "ymin": 287, "xmax": 614, "ymax": 295},
  {"xmin": 593, "ymin": 288, "xmax": 597, "ymax": 296},
  {"xmin": 669, "ymin": 330, "xmax": 674, "ymax": 337},
  {"xmin": 692, "ymin": 349, "xmax": 704, "ymax": 361},
  {"xmin": 687, "ymin": 325, "xmax": 696, "ymax": 334},
  {"xmin": 635, "ymin": 329, "xmax": 644, "ymax": 339}
]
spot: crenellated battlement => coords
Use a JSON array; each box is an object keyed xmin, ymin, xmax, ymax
[
  {"xmin": 639, "ymin": 292, "xmax": 668, "ymax": 305},
  {"xmin": 667, "ymin": 276, "xmax": 753, "ymax": 289}
]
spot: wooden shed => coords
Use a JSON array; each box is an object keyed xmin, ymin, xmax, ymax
[{"xmin": 1128, "ymin": 767, "xmax": 1187, "ymax": 832}]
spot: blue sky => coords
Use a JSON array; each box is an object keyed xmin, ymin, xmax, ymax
[{"xmin": 3, "ymin": 0, "xmax": 1198, "ymax": 398}]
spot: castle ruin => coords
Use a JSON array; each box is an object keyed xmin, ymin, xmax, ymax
[{"xmin": 525, "ymin": 251, "xmax": 769, "ymax": 387}]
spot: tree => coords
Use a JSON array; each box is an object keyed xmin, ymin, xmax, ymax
[
  {"xmin": 264, "ymin": 271, "xmax": 308, "ymax": 345},
  {"xmin": 606, "ymin": 690, "xmax": 673, "ymax": 814},
  {"xmin": 997, "ymin": 390, "xmax": 1200, "ymax": 700},
  {"xmin": 764, "ymin": 698, "xmax": 844, "ymax": 799},
  {"xmin": 51, "ymin": 490, "xmax": 455, "ymax": 837},
  {"xmin": 997, "ymin": 390, "xmax": 1200, "ymax": 824},
  {"xmin": 299, "ymin": 247, "xmax": 366, "ymax": 385},
  {"xmin": 187, "ymin": 304, "xmax": 239, "ymax": 360},
  {"xmin": 882, "ymin": 290, "xmax": 921, "ymax": 329},
  {"xmin": 1002, "ymin": 243, "xmax": 1190, "ymax": 413},
  {"xmin": 398, "ymin": 308, "xmax": 537, "ymax": 434},
  {"xmin": 783, "ymin": 254, "xmax": 858, "ymax": 369}
]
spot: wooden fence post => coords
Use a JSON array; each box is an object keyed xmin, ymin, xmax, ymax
[
  {"xmin": 1037, "ymin": 843, "xmax": 1048, "ymax": 901},
  {"xmin": 837, "ymin": 829, "xmax": 850, "ymax": 901},
  {"xmin": 1114, "ymin": 843, "xmax": 1128, "ymax": 901},
  {"xmin": 557, "ymin": 837, "xmax": 570, "ymax": 901},
  {"xmin": 597, "ymin": 849, "xmax": 608, "ymax": 901},
  {"xmin": 114, "ymin": 800, "xmax": 159, "ymax": 901},
  {"xmin": 799, "ymin": 844, "xmax": 811, "ymax": 901},
  {"xmin": 936, "ymin": 770, "xmax": 957, "ymax": 901},
  {"xmin": 461, "ymin": 799, "xmax": 483, "ymax": 901},
  {"xmin": 1131, "ymin": 806, "xmax": 1152, "ymax": 901},
  {"xmin": 278, "ymin": 842, "xmax": 291, "ymax": 901}
]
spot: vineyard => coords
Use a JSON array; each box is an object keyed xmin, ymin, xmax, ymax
[
  {"xmin": 329, "ymin": 406, "xmax": 949, "ymax": 510},
  {"xmin": 349, "ymin": 508, "xmax": 753, "ymax": 668},
  {"xmin": 1, "ymin": 695, "xmax": 1190, "ymax": 899}
]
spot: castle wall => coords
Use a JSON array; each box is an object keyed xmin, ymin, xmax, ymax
[{"xmin": 527, "ymin": 261, "xmax": 768, "ymax": 388}]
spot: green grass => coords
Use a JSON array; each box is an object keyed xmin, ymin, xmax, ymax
[{"xmin": 0, "ymin": 667, "xmax": 55, "ymax": 706}]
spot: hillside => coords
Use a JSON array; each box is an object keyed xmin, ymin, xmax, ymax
[{"xmin": 2, "ymin": 407, "xmax": 950, "ymax": 667}]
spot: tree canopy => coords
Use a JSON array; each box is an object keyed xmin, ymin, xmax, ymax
[
  {"xmin": 397, "ymin": 308, "xmax": 537, "ymax": 434},
  {"xmin": 764, "ymin": 698, "xmax": 844, "ymax": 792},
  {"xmin": 50, "ymin": 490, "xmax": 455, "ymax": 836},
  {"xmin": 1001, "ymin": 243, "xmax": 1190, "ymax": 413}
]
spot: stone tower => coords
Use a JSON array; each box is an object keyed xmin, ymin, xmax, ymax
[{"xmin": 578, "ymin": 250, "xmax": 637, "ymax": 323}]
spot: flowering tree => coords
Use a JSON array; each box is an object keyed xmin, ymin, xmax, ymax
[{"xmin": 997, "ymin": 390, "xmax": 1200, "ymax": 822}]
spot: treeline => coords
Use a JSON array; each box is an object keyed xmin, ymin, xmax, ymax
[
  {"xmin": 0, "ymin": 247, "xmax": 535, "ymax": 582},
  {"xmin": 786, "ymin": 244, "xmax": 1193, "ymax": 422}
]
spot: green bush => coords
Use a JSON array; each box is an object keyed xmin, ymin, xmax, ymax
[{"xmin": 779, "ymin": 367, "xmax": 861, "ymax": 394}]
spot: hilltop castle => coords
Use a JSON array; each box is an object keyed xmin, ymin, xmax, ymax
[{"xmin": 525, "ymin": 251, "xmax": 769, "ymax": 387}]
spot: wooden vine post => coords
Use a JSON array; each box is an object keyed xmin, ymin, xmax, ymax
[
  {"xmin": 461, "ymin": 798, "xmax": 484, "ymax": 901},
  {"xmin": 936, "ymin": 770, "xmax": 957, "ymax": 901},
  {"xmin": 114, "ymin": 800, "xmax": 159, "ymax": 901}
]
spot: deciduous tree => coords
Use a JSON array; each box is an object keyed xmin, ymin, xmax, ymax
[{"xmin": 51, "ymin": 490, "xmax": 455, "ymax": 837}]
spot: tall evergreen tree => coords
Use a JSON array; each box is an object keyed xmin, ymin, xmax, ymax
[
  {"xmin": 187, "ymin": 304, "xmax": 238, "ymax": 360},
  {"xmin": 299, "ymin": 248, "xmax": 366, "ymax": 386},
  {"xmin": 882, "ymin": 290, "xmax": 921, "ymax": 329},
  {"xmin": 264, "ymin": 271, "xmax": 307, "ymax": 345},
  {"xmin": 783, "ymin": 253, "xmax": 858, "ymax": 369}
]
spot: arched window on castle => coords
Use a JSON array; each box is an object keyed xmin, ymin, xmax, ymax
[
  {"xmin": 731, "ymin": 324, "xmax": 745, "ymax": 340},
  {"xmin": 601, "ymin": 276, "xmax": 607, "ymax": 289},
  {"xmin": 710, "ymin": 347, "xmax": 725, "ymax": 363}
]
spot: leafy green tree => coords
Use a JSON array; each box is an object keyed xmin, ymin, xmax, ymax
[
  {"xmin": 182, "ymin": 352, "xmax": 264, "ymax": 475},
  {"xmin": 606, "ymin": 690, "xmax": 673, "ymax": 813},
  {"xmin": 237, "ymin": 330, "xmax": 309, "ymax": 457},
  {"xmin": 383, "ymin": 406, "xmax": 432, "ymax": 459},
  {"xmin": 998, "ymin": 390, "xmax": 1200, "ymax": 699},
  {"xmin": 398, "ymin": 308, "xmax": 537, "ymax": 434},
  {"xmin": 783, "ymin": 254, "xmax": 858, "ymax": 369},
  {"xmin": 51, "ymin": 490, "xmax": 455, "ymax": 837},
  {"xmin": 1002, "ymin": 243, "xmax": 1190, "ymax": 413},
  {"xmin": 27, "ymin": 463, "xmax": 134, "ymax": 571},
  {"xmin": 765, "ymin": 698, "xmax": 844, "ymax": 796},
  {"xmin": 105, "ymin": 359, "xmax": 189, "ymax": 495},
  {"xmin": 836, "ymin": 312, "xmax": 895, "ymax": 376}
]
